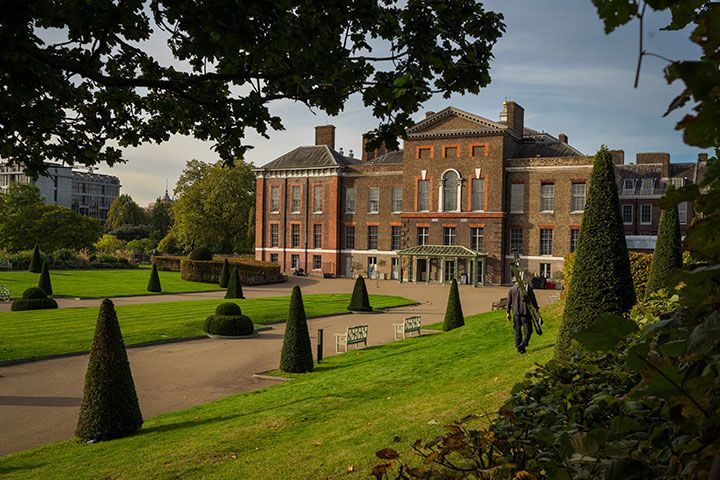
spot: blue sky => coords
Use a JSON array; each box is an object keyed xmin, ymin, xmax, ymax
[{"xmin": 100, "ymin": 1, "xmax": 703, "ymax": 205}]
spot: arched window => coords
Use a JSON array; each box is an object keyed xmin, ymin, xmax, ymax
[{"xmin": 443, "ymin": 170, "xmax": 459, "ymax": 211}]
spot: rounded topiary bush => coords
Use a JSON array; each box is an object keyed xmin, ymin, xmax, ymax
[
  {"xmin": 203, "ymin": 302, "xmax": 253, "ymax": 337},
  {"xmin": 11, "ymin": 287, "xmax": 59, "ymax": 311},
  {"xmin": 188, "ymin": 247, "xmax": 213, "ymax": 261},
  {"xmin": 215, "ymin": 302, "xmax": 242, "ymax": 316}
]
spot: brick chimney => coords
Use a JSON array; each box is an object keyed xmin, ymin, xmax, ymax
[
  {"xmin": 500, "ymin": 101, "xmax": 524, "ymax": 137},
  {"xmin": 558, "ymin": 133, "xmax": 568, "ymax": 144},
  {"xmin": 609, "ymin": 149, "xmax": 625, "ymax": 165},
  {"xmin": 698, "ymin": 152, "xmax": 709, "ymax": 163},
  {"xmin": 362, "ymin": 133, "xmax": 391, "ymax": 162},
  {"xmin": 425, "ymin": 111, "xmax": 435, "ymax": 119},
  {"xmin": 315, "ymin": 125, "xmax": 336, "ymax": 150}
]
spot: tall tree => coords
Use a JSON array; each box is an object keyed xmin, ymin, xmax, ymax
[
  {"xmin": 171, "ymin": 161, "xmax": 255, "ymax": 253},
  {"xmin": 0, "ymin": 2, "xmax": 505, "ymax": 177},
  {"xmin": 646, "ymin": 203, "xmax": 682, "ymax": 297},
  {"xmin": 0, "ymin": 182, "xmax": 43, "ymax": 213},
  {"xmin": 105, "ymin": 194, "xmax": 148, "ymax": 232},
  {"xmin": 555, "ymin": 146, "xmax": 635, "ymax": 359}
]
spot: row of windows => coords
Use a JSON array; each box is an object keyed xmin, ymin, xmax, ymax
[
  {"xmin": 621, "ymin": 177, "xmax": 686, "ymax": 195},
  {"xmin": 344, "ymin": 187, "xmax": 403, "ymax": 214},
  {"xmin": 343, "ymin": 225, "xmax": 402, "ymax": 250},
  {"xmin": 621, "ymin": 202, "xmax": 688, "ymax": 225},
  {"xmin": 509, "ymin": 228, "xmax": 581, "ymax": 255},
  {"xmin": 416, "ymin": 144, "xmax": 489, "ymax": 159},
  {"xmin": 510, "ymin": 182, "xmax": 586, "ymax": 213}
]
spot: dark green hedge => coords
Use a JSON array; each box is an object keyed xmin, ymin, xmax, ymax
[
  {"xmin": 152, "ymin": 255, "xmax": 183, "ymax": 272},
  {"xmin": 11, "ymin": 298, "xmax": 58, "ymax": 311},
  {"xmin": 442, "ymin": 279, "xmax": 465, "ymax": 331},
  {"xmin": 180, "ymin": 258, "xmax": 282, "ymax": 285},
  {"xmin": 280, "ymin": 285, "xmax": 314, "ymax": 373},
  {"xmin": 39, "ymin": 261, "xmax": 53, "ymax": 296},
  {"xmin": 215, "ymin": 302, "xmax": 242, "ymax": 316},
  {"xmin": 348, "ymin": 275, "xmax": 372, "ymax": 312},
  {"xmin": 188, "ymin": 247, "xmax": 213, "ymax": 261},
  {"xmin": 646, "ymin": 205, "xmax": 682, "ymax": 297},
  {"xmin": 29, "ymin": 244, "xmax": 42, "ymax": 273},
  {"xmin": 147, "ymin": 263, "xmax": 161, "ymax": 292},
  {"xmin": 203, "ymin": 314, "xmax": 254, "ymax": 336}
]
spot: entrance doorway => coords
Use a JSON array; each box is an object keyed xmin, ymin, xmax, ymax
[
  {"xmin": 367, "ymin": 256, "xmax": 377, "ymax": 279},
  {"xmin": 444, "ymin": 260, "xmax": 456, "ymax": 283},
  {"xmin": 416, "ymin": 259, "xmax": 427, "ymax": 282},
  {"xmin": 391, "ymin": 258, "xmax": 399, "ymax": 280}
]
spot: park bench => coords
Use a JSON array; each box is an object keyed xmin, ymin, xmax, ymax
[
  {"xmin": 335, "ymin": 324, "xmax": 368, "ymax": 353},
  {"xmin": 393, "ymin": 315, "xmax": 422, "ymax": 340},
  {"xmin": 0, "ymin": 260, "xmax": 12, "ymax": 270},
  {"xmin": 492, "ymin": 297, "xmax": 508, "ymax": 310},
  {"xmin": 0, "ymin": 284, "xmax": 10, "ymax": 302}
]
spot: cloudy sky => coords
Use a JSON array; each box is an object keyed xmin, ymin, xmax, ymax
[{"xmin": 95, "ymin": 1, "xmax": 702, "ymax": 206}]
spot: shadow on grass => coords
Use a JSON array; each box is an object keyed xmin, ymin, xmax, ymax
[{"xmin": 0, "ymin": 463, "xmax": 49, "ymax": 475}]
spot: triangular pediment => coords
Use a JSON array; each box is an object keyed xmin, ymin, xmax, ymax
[{"xmin": 407, "ymin": 107, "xmax": 507, "ymax": 136}]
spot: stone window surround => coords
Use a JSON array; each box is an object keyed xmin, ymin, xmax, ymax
[{"xmin": 438, "ymin": 168, "xmax": 463, "ymax": 212}]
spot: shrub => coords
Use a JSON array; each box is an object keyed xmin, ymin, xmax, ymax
[
  {"xmin": 555, "ymin": 146, "xmax": 635, "ymax": 359},
  {"xmin": 38, "ymin": 260, "xmax": 53, "ymax": 296},
  {"xmin": 280, "ymin": 286, "xmax": 314, "ymax": 373},
  {"xmin": 152, "ymin": 255, "xmax": 183, "ymax": 272},
  {"xmin": 188, "ymin": 246, "xmax": 213, "ymax": 261},
  {"xmin": 94, "ymin": 234, "xmax": 125, "ymax": 254},
  {"xmin": 646, "ymin": 204, "xmax": 683, "ymax": 297},
  {"xmin": 225, "ymin": 267, "xmax": 244, "ymax": 299},
  {"xmin": 219, "ymin": 258, "xmax": 230, "ymax": 288},
  {"xmin": 111, "ymin": 224, "xmax": 151, "ymax": 241},
  {"xmin": 29, "ymin": 244, "xmax": 42, "ymax": 273},
  {"xmin": 11, "ymin": 287, "xmax": 58, "ymax": 311},
  {"xmin": 442, "ymin": 279, "xmax": 465, "ymax": 331},
  {"xmin": 565, "ymin": 251, "xmax": 652, "ymax": 302},
  {"xmin": 347, "ymin": 275, "xmax": 372, "ymax": 312},
  {"xmin": 179, "ymin": 257, "xmax": 282, "ymax": 284},
  {"xmin": 203, "ymin": 303, "xmax": 254, "ymax": 337},
  {"xmin": 215, "ymin": 302, "xmax": 242, "ymax": 316},
  {"xmin": 147, "ymin": 263, "xmax": 161, "ymax": 292},
  {"xmin": 157, "ymin": 231, "xmax": 181, "ymax": 254},
  {"xmin": 76, "ymin": 299, "xmax": 143, "ymax": 441}
]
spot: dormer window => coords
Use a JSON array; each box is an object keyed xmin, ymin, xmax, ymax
[
  {"xmin": 622, "ymin": 179, "xmax": 635, "ymax": 193},
  {"xmin": 640, "ymin": 178, "xmax": 655, "ymax": 194}
]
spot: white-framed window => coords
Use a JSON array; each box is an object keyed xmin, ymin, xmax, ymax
[
  {"xmin": 417, "ymin": 226, "xmax": 429, "ymax": 245},
  {"xmin": 471, "ymin": 227, "xmax": 484, "ymax": 252},
  {"xmin": 443, "ymin": 227, "xmax": 456, "ymax": 246},
  {"xmin": 442, "ymin": 171, "xmax": 459, "ymax": 211},
  {"xmin": 510, "ymin": 183, "xmax": 524, "ymax": 213},
  {"xmin": 417, "ymin": 180, "xmax": 430, "ymax": 211},
  {"xmin": 313, "ymin": 224, "xmax": 322, "ymax": 249},
  {"xmin": 571, "ymin": 183, "xmax": 586, "ymax": 212},
  {"xmin": 270, "ymin": 187, "xmax": 280, "ymax": 213},
  {"xmin": 671, "ymin": 178, "xmax": 685, "ymax": 189},
  {"xmin": 540, "ymin": 183, "xmax": 555, "ymax": 212},
  {"xmin": 270, "ymin": 224, "xmax": 279, "ymax": 247},
  {"xmin": 622, "ymin": 179, "xmax": 635, "ymax": 194},
  {"xmin": 313, "ymin": 185, "xmax": 323, "ymax": 213},
  {"xmin": 570, "ymin": 229, "xmax": 580, "ymax": 253},
  {"xmin": 640, "ymin": 178, "xmax": 655, "ymax": 194},
  {"xmin": 540, "ymin": 228, "xmax": 553, "ymax": 255},
  {"xmin": 622, "ymin": 204, "xmax": 634, "ymax": 224},
  {"xmin": 471, "ymin": 178, "xmax": 485, "ymax": 211},
  {"xmin": 344, "ymin": 225, "xmax": 355, "ymax": 249},
  {"xmin": 291, "ymin": 186, "xmax": 301, "ymax": 213},
  {"xmin": 313, "ymin": 255, "xmax": 322, "ymax": 270},
  {"xmin": 291, "ymin": 224, "xmax": 300, "ymax": 247},
  {"xmin": 391, "ymin": 187, "xmax": 403, "ymax": 213},
  {"xmin": 345, "ymin": 187, "xmax": 356, "ymax": 214},
  {"xmin": 640, "ymin": 204, "xmax": 652, "ymax": 225},
  {"xmin": 391, "ymin": 226, "xmax": 401, "ymax": 250},
  {"xmin": 368, "ymin": 187, "xmax": 379, "ymax": 213},
  {"xmin": 540, "ymin": 263, "xmax": 551, "ymax": 279},
  {"xmin": 510, "ymin": 228, "xmax": 523, "ymax": 252},
  {"xmin": 678, "ymin": 202, "xmax": 688, "ymax": 225},
  {"xmin": 368, "ymin": 225, "xmax": 378, "ymax": 249}
]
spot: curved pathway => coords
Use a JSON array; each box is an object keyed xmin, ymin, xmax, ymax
[{"xmin": 0, "ymin": 278, "xmax": 557, "ymax": 455}]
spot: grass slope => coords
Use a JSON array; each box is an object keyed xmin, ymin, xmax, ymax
[
  {"xmin": 0, "ymin": 267, "xmax": 222, "ymax": 299},
  {"xmin": 0, "ymin": 294, "xmax": 414, "ymax": 363},
  {"xmin": 0, "ymin": 303, "xmax": 562, "ymax": 479}
]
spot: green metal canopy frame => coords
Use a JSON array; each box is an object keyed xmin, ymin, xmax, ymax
[{"xmin": 396, "ymin": 245, "xmax": 487, "ymax": 287}]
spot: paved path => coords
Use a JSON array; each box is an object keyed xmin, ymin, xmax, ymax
[{"xmin": 0, "ymin": 278, "xmax": 557, "ymax": 455}]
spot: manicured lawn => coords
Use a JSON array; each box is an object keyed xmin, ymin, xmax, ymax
[
  {"xmin": 0, "ymin": 294, "xmax": 415, "ymax": 363},
  {"xmin": 0, "ymin": 267, "xmax": 222, "ymax": 299},
  {"xmin": 0, "ymin": 303, "xmax": 563, "ymax": 479}
]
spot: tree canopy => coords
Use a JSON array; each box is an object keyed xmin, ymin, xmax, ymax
[
  {"xmin": 105, "ymin": 194, "xmax": 148, "ymax": 232},
  {"xmin": 0, "ymin": 1, "xmax": 505, "ymax": 177}
]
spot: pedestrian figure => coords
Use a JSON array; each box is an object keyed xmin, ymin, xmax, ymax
[{"xmin": 506, "ymin": 273, "xmax": 539, "ymax": 354}]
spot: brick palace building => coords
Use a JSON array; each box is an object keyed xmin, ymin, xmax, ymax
[{"xmin": 254, "ymin": 101, "xmax": 706, "ymax": 285}]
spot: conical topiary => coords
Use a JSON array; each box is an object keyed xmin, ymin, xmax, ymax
[
  {"xmin": 555, "ymin": 146, "xmax": 635, "ymax": 359},
  {"xmin": 29, "ymin": 244, "xmax": 42, "ymax": 273},
  {"xmin": 646, "ymin": 203, "xmax": 682, "ymax": 297},
  {"xmin": 38, "ymin": 260, "xmax": 53, "ymax": 296},
  {"xmin": 225, "ymin": 267, "xmax": 244, "ymax": 299},
  {"xmin": 147, "ymin": 263, "xmax": 161, "ymax": 292},
  {"xmin": 76, "ymin": 299, "xmax": 143, "ymax": 441},
  {"xmin": 347, "ymin": 275, "xmax": 372, "ymax": 312},
  {"xmin": 442, "ymin": 279, "xmax": 465, "ymax": 331},
  {"xmin": 279, "ymin": 286, "xmax": 314, "ymax": 373},
  {"xmin": 219, "ymin": 258, "xmax": 230, "ymax": 288}
]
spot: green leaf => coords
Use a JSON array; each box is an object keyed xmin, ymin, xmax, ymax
[
  {"xmin": 687, "ymin": 314, "xmax": 720, "ymax": 356},
  {"xmin": 603, "ymin": 457, "xmax": 654, "ymax": 480},
  {"xmin": 574, "ymin": 313, "xmax": 639, "ymax": 352}
]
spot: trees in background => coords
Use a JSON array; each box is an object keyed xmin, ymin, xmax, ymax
[
  {"xmin": 149, "ymin": 199, "xmax": 173, "ymax": 242},
  {"xmin": 105, "ymin": 194, "xmax": 149, "ymax": 235}
]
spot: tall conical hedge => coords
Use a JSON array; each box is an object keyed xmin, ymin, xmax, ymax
[
  {"xmin": 147, "ymin": 263, "xmax": 161, "ymax": 292},
  {"xmin": 347, "ymin": 275, "xmax": 372, "ymax": 312},
  {"xmin": 76, "ymin": 299, "xmax": 143, "ymax": 441},
  {"xmin": 646, "ymin": 203, "xmax": 682, "ymax": 297},
  {"xmin": 219, "ymin": 258, "xmax": 230, "ymax": 288},
  {"xmin": 280, "ymin": 286, "xmax": 314, "ymax": 373},
  {"xmin": 29, "ymin": 244, "xmax": 42, "ymax": 273},
  {"xmin": 442, "ymin": 279, "xmax": 465, "ymax": 331},
  {"xmin": 225, "ymin": 267, "xmax": 244, "ymax": 299},
  {"xmin": 555, "ymin": 146, "xmax": 635, "ymax": 358},
  {"xmin": 38, "ymin": 260, "xmax": 53, "ymax": 296}
]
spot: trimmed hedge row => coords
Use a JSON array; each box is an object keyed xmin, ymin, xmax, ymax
[
  {"xmin": 11, "ymin": 287, "xmax": 58, "ymax": 311},
  {"xmin": 0, "ymin": 249, "xmax": 137, "ymax": 270},
  {"xmin": 179, "ymin": 258, "xmax": 283, "ymax": 285}
]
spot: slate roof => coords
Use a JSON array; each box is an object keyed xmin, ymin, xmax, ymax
[
  {"xmin": 256, "ymin": 145, "xmax": 359, "ymax": 171},
  {"xmin": 368, "ymin": 150, "xmax": 404, "ymax": 165},
  {"xmin": 615, "ymin": 162, "xmax": 698, "ymax": 196},
  {"xmin": 514, "ymin": 141, "xmax": 584, "ymax": 158}
]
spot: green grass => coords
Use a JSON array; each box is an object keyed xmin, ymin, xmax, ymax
[
  {"xmin": 0, "ymin": 303, "xmax": 563, "ymax": 479},
  {"xmin": 0, "ymin": 267, "xmax": 222, "ymax": 299},
  {"xmin": 0, "ymin": 294, "xmax": 414, "ymax": 363}
]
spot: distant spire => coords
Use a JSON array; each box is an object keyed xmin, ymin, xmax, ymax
[{"xmin": 162, "ymin": 178, "xmax": 171, "ymax": 202}]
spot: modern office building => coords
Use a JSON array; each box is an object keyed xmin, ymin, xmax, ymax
[{"xmin": 253, "ymin": 101, "xmax": 707, "ymax": 285}]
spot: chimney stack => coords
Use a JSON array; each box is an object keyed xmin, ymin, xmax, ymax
[
  {"xmin": 362, "ymin": 133, "xmax": 391, "ymax": 162},
  {"xmin": 500, "ymin": 101, "xmax": 524, "ymax": 137},
  {"xmin": 425, "ymin": 111, "xmax": 435, "ymax": 119},
  {"xmin": 558, "ymin": 133, "xmax": 568, "ymax": 144},
  {"xmin": 698, "ymin": 152, "xmax": 708, "ymax": 163},
  {"xmin": 315, "ymin": 125, "xmax": 336, "ymax": 150}
]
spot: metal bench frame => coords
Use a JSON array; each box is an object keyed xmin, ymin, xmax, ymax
[
  {"xmin": 0, "ymin": 284, "xmax": 10, "ymax": 302},
  {"xmin": 393, "ymin": 315, "xmax": 422, "ymax": 340},
  {"xmin": 492, "ymin": 297, "xmax": 508, "ymax": 310},
  {"xmin": 0, "ymin": 260, "xmax": 12, "ymax": 270},
  {"xmin": 335, "ymin": 324, "xmax": 368, "ymax": 353}
]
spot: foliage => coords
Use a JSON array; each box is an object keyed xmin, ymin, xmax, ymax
[
  {"xmin": 188, "ymin": 246, "xmax": 213, "ymax": 261},
  {"xmin": 203, "ymin": 302, "xmax": 253, "ymax": 336},
  {"xmin": 629, "ymin": 289, "xmax": 679, "ymax": 328},
  {"xmin": 646, "ymin": 204, "xmax": 683, "ymax": 297},
  {"xmin": 214, "ymin": 302, "xmax": 242, "ymax": 316},
  {"xmin": 1, "ymin": 2, "xmax": 505, "ymax": 177},
  {"xmin": 555, "ymin": 146, "xmax": 635, "ymax": 358},
  {"xmin": 0, "ymin": 248, "xmax": 136, "ymax": 270},
  {"xmin": 565, "ymin": 250, "xmax": 652, "ymax": 301},
  {"xmin": 280, "ymin": 286, "xmax": 314, "ymax": 373},
  {"xmin": 0, "ymin": 182, "xmax": 43, "ymax": 212},
  {"xmin": 152, "ymin": 255, "xmax": 183, "ymax": 272},
  {"xmin": 149, "ymin": 197, "xmax": 173, "ymax": 241},
  {"xmin": 157, "ymin": 230, "xmax": 181, "ymax": 254},
  {"xmin": 147, "ymin": 263, "xmax": 161, "ymax": 293},
  {"xmin": 348, "ymin": 275, "xmax": 372, "ymax": 312},
  {"xmin": 126, "ymin": 238, "xmax": 155, "ymax": 255},
  {"xmin": 38, "ymin": 261, "xmax": 53, "ymax": 296},
  {"xmin": 179, "ymin": 257, "xmax": 281, "ymax": 285},
  {"xmin": 442, "ymin": 279, "xmax": 465, "ymax": 332},
  {"xmin": 76, "ymin": 299, "xmax": 143, "ymax": 441},
  {"xmin": 105, "ymin": 195, "xmax": 148, "ymax": 232},
  {"xmin": 29, "ymin": 244, "xmax": 42, "ymax": 273},
  {"xmin": 110, "ymin": 224, "xmax": 151, "ymax": 241},
  {"xmin": 171, "ymin": 161, "xmax": 256, "ymax": 253},
  {"xmin": 225, "ymin": 267, "xmax": 244, "ymax": 299},
  {"xmin": 219, "ymin": 258, "xmax": 230, "ymax": 288},
  {"xmin": 10, "ymin": 286, "xmax": 58, "ymax": 311},
  {"xmin": 94, "ymin": 234, "xmax": 125, "ymax": 254}
]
